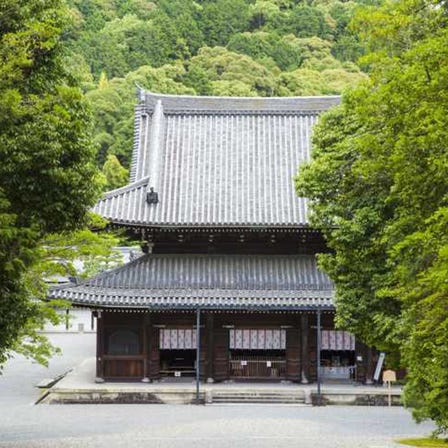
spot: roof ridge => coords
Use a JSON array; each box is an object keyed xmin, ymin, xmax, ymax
[
  {"xmin": 100, "ymin": 176, "xmax": 149, "ymax": 199},
  {"xmin": 142, "ymin": 90, "xmax": 340, "ymax": 113},
  {"xmin": 143, "ymin": 89, "xmax": 341, "ymax": 102},
  {"xmin": 83, "ymin": 253, "xmax": 150, "ymax": 286},
  {"xmin": 144, "ymin": 253, "xmax": 317, "ymax": 259},
  {"xmin": 49, "ymin": 253, "xmax": 149, "ymax": 292}
]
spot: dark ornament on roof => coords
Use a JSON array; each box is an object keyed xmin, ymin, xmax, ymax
[{"xmin": 146, "ymin": 187, "xmax": 159, "ymax": 204}]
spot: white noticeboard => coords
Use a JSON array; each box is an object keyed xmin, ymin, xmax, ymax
[{"xmin": 373, "ymin": 352, "xmax": 386, "ymax": 382}]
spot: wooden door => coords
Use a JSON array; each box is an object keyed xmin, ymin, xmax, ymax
[
  {"xmin": 286, "ymin": 328, "xmax": 300, "ymax": 381},
  {"xmin": 213, "ymin": 328, "xmax": 229, "ymax": 381}
]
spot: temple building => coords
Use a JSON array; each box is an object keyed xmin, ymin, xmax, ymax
[{"xmin": 50, "ymin": 91, "xmax": 375, "ymax": 384}]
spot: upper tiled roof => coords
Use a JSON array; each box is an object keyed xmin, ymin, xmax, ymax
[
  {"xmin": 49, "ymin": 254, "xmax": 334, "ymax": 310},
  {"xmin": 93, "ymin": 90, "xmax": 340, "ymax": 228},
  {"xmin": 141, "ymin": 91, "xmax": 340, "ymax": 113}
]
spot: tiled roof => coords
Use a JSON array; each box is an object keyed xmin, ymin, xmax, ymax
[
  {"xmin": 140, "ymin": 91, "xmax": 340, "ymax": 113},
  {"xmin": 93, "ymin": 91, "xmax": 339, "ymax": 228},
  {"xmin": 49, "ymin": 254, "xmax": 334, "ymax": 310}
]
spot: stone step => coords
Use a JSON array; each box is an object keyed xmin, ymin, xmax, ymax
[
  {"xmin": 211, "ymin": 391, "xmax": 306, "ymax": 404},
  {"xmin": 212, "ymin": 392, "xmax": 305, "ymax": 396},
  {"xmin": 213, "ymin": 397, "xmax": 305, "ymax": 403}
]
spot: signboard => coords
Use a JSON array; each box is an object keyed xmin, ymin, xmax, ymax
[
  {"xmin": 266, "ymin": 361, "xmax": 272, "ymax": 367},
  {"xmin": 382, "ymin": 370, "xmax": 396, "ymax": 383},
  {"xmin": 174, "ymin": 371, "xmax": 181, "ymax": 377},
  {"xmin": 382, "ymin": 369, "xmax": 397, "ymax": 407},
  {"xmin": 373, "ymin": 352, "xmax": 386, "ymax": 382},
  {"xmin": 240, "ymin": 360, "xmax": 247, "ymax": 366}
]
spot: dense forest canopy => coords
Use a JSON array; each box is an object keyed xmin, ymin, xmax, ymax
[
  {"xmin": 62, "ymin": 0, "xmax": 375, "ymax": 186},
  {"xmin": 296, "ymin": 0, "xmax": 448, "ymax": 433}
]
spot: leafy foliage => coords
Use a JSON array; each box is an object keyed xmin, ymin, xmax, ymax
[
  {"xmin": 0, "ymin": 0, "xmax": 108, "ymax": 368},
  {"xmin": 296, "ymin": 0, "xmax": 448, "ymax": 433},
  {"xmin": 102, "ymin": 154, "xmax": 129, "ymax": 190}
]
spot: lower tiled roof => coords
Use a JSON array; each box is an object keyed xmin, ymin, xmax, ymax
[{"xmin": 49, "ymin": 254, "xmax": 334, "ymax": 310}]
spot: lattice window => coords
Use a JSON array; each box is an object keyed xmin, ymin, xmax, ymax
[
  {"xmin": 321, "ymin": 331, "xmax": 355, "ymax": 351},
  {"xmin": 229, "ymin": 329, "xmax": 286, "ymax": 350},
  {"xmin": 159, "ymin": 329, "xmax": 197, "ymax": 349}
]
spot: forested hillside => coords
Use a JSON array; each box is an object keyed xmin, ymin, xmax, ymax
[{"xmin": 64, "ymin": 0, "xmax": 373, "ymax": 188}]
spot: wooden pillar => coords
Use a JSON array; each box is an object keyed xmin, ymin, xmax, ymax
[
  {"xmin": 142, "ymin": 314, "xmax": 150, "ymax": 382},
  {"xmin": 300, "ymin": 314, "xmax": 310, "ymax": 384},
  {"xmin": 200, "ymin": 319, "xmax": 207, "ymax": 380},
  {"xmin": 213, "ymin": 326, "xmax": 230, "ymax": 381},
  {"xmin": 206, "ymin": 314, "xmax": 214, "ymax": 381},
  {"xmin": 365, "ymin": 346, "xmax": 375, "ymax": 385},
  {"xmin": 148, "ymin": 318, "xmax": 160, "ymax": 380},
  {"xmin": 95, "ymin": 310, "xmax": 105, "ymax": 382},
  {"xmin": 196, "ymin": 309, "xmax": 201, "ymax": 401},
  {"xmin": 308, "ymin": 314, "xmax": 317, "ymax": 382},
  {"xmin": 286, "ymin": 326, "xmax": 300, "ymax": 382}
]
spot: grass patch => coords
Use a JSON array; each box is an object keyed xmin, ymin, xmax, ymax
[{"xmin": 397, "ymin": 438, "xmax": 448, "ymax": 447}]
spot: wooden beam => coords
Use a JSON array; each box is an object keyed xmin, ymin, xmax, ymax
[
  {"xmin": 96, "ymin": 311, "xmax": 105, "ymax": 382},
  {"xmin": 300, "ymin": 314, "xmax": 310, "ymax": 384},
  {"xmin": 206, "ymin": 313, "xmax": 214, "ymax": 382},
  {"xmin": 142, "ymin": 314, "xmax": 150, "ymax": 382}
]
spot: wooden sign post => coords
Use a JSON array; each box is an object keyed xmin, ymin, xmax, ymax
[{"xmin": 382, "ymin": 370, "xmax": 397, "ymax": 407}]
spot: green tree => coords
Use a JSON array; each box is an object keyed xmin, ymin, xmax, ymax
[
  {"xmin": 102, "ymin": 154, "xmax": 129, "ymax": 190},
  {"xmin": 228, "ymin": 31, "xmax": 305, "ymax": 71},
  {"xmin": 296, "ymin": 0, "xmax": 448, "ymax": 433},
  {"xmin": 248, "ymin": 1, "xmax": 281, "ymax": 30},
  {"xmin": 200, "ymin": 0, "xmax": 251, "ymax": 46},
  {"xmin": 86, "ymin": 14, "xmax": 180, "ymax": 78},
  {"xmin": 0, "ymin": 0, "xmax": 102, "ymax": 368},
  {"xmin": 276, "ymin": 68, "xmax": 326, "ymax": 95},
  {"xmin": 272, "ymin": 5, "xmax": 333, "ymax": 39},
  {"xmin": 15, "ymin": 213, "xmax": 122, "ymax": 364},
  {"xmin": 185, "ymin": 46, "xmax": 278, "ymax": 96},
  {"xmin": 156, "ymin": 0, "xmax": 204, "ymax": 55}
]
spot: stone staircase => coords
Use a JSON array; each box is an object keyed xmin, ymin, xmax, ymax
[{"xmin": 211, "ymin": 389, "xmax": 307, "ymax": 405}]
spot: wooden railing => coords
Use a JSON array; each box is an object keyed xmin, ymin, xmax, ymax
[{"xmin": 230, "ymin": 355, "xmax": 286, "ymax": 378}]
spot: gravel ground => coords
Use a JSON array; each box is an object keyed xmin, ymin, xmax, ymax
[{"xmin": 0, "ymin": 333, "xmax": 435, "ymax": 448}]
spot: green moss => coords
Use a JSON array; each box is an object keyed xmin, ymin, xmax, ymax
[{"xmin": 397, "ymin": 438, "xmax": 448, "ymax": 447}]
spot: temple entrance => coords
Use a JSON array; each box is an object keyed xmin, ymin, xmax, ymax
[
  {"xmin": 229, "ymin": 329, "xmax": 287, "ymax": 379},
  {"xmin": 159, "ymin": 328, "xmax": 197, "ymax": 377},
  {"xmin": 159, "ymin": 349, "xmax": 196, "ymax": 377},
  {"xmin": 321, "ymin": 330, "xmax": 356, "ymax": 381}
]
